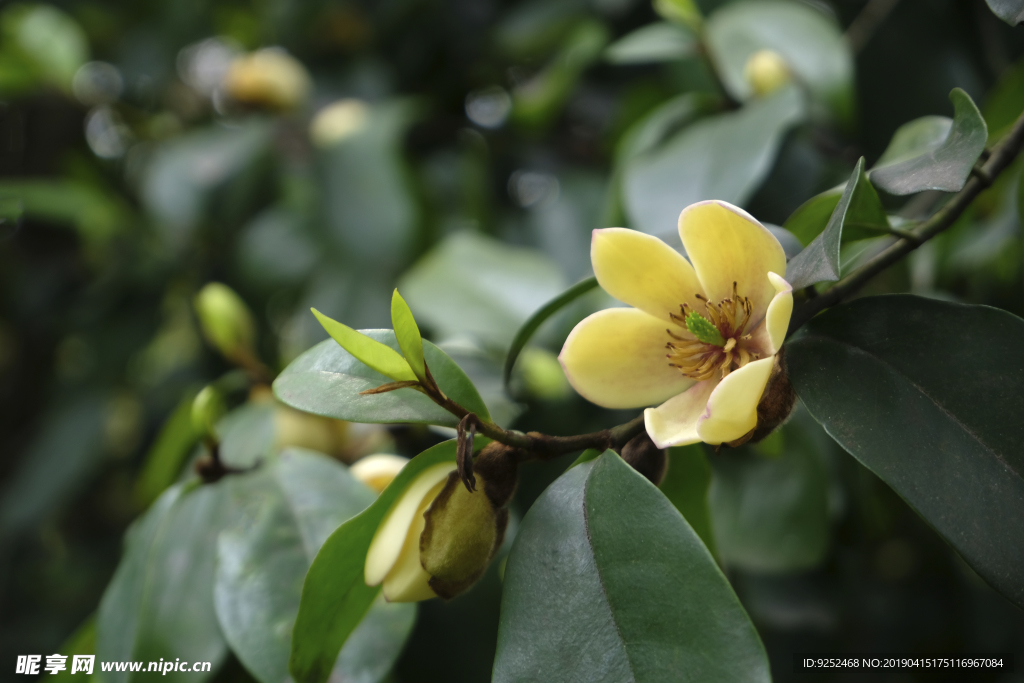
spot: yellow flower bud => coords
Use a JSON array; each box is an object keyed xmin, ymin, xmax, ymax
[
  {"xmin": 309, "ymin": 99, "xmax": 370, "ymax": 148},
  {"xmin": 194, "ymin": 282, "xmax": 256, "ymax": 364},
  {"xmin": 350, "ymin": 454, "xmax": 409, "ymax": 493},
  {"xmin": 743, "ymin": 49, "xmax": 792, "ymax": 98},
  {"xmin": 363, "ymin": 463, "xmax": 508, "ymax": 602},
  {"xmin": 223, "ymin": 48, "xmax": 311, "ymax": 111}
]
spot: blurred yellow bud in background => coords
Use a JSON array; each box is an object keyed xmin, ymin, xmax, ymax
[
  {"xmin": 350, "ymin": 454, "xmax": 410, "ymax": 493},
  {"xmin": 743, "ymin": 49, "xmax": 792, "ymax": 98},
  {"xmin": 309, "ymin": 99, "xmax": 370, "ymax": 147},
  {"xmin": 223, "ymin": 47, "xmax": 311, "ymax": 111}
]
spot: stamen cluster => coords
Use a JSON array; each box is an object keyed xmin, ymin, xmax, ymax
[{"xmin": 666, "ymin": 282, "xmax": 759, "ymax": 381}]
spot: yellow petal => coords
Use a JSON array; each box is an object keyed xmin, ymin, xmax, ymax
[
  {"xmin": 747, "ymin": 272, "xmax": 793, "ymax": 357},
  {"xmin": 365, "ymin": 463, "xmax": 454, "ymax": 586},
  {"xmin": 696, "ymin": 357, "xmax": 775, "ymax": 445},
  {"xmin": 591, "ymin": 228, "xmax": 705, "ymax": 323},
  {"xmin": 678, "ymin": 201, "xmax": 787, "ymax": 324},
  {"xmin": 381, "ymin": 478, "xmax": 446, "ymax": 603},
  {"xmin": 350, "ymin": 454, "xmax": 410, "ymax": 494},
  {"xmin": 643, "ymin": 379, "xmax": 718, "ymax": 448},
  {"xmin": 560, "ymin": 308, "xmax": 696, "ymax": 409}
]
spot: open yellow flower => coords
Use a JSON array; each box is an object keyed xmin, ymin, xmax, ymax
[{"xmin": 559, "ymin": 200, "xmax": 793, "ymax": 448}]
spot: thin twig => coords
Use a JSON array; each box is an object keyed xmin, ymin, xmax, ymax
[
  {"xmin": 788, "ymin": 105, "xmax": 1024, "ymax": 334},
  {"xmin": 845, "ymin": 0, "xmax": 902, "ymax": 54}
]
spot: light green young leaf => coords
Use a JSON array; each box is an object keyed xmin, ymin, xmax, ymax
[
  {"xmin": 869, "ymin": 89, "xmax": 988, "ymax": 195},
  {"xmin": 788, "ymin": 295, "xmax": 1024, "ymax": 609},
  {"xmin": 494, "ymin": 452, "xmax": 769, "ymax": 682},
  {"xmin": 312, "ymin": 308, "xmax": 417, "ymax": 383},
  {"xmin": 390, "ymin": 290, "xmax": 427, "ymax": 383}
]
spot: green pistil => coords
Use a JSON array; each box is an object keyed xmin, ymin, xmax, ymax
[{"xmin": 684, "ymin": 311, "xmax": 726, "ymax": 346}]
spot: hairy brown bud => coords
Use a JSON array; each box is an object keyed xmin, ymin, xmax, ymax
[
  {"xmin": 473, "ymin": 442, "xmax": 521, "ymax": 508},
  {"xmin": 619, "ymin": 432, "xmax": 668, "ymax": 486}
]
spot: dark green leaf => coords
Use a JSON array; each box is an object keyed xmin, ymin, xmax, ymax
[
  {"xmin": 214, "ymin": 449, "xmax": 414, "ymax": 683},
  {"xmin": 399, "ymin": 232, "xmax": 566, "ymax": 347},
  {"xmin": 290, "ymin": 440, "xmax": 472, "ymax": 683},
  {"xmin": 870, "ymin": 89, "xmax": 988, "ymax": 195},
  {"xmin": 786, "ymin": 157, "xmax": 889, "ymax": 289},
  {"xmin": 96, "ymin": 481, "xmax": 237, "ymax": 682},
  {"xmin": 0, "ymin": 179, "xmax": 130, "ymax": 242},
  {"xmin": 983, "ymin": 56, "xmax": 1024, "ymax": 142},
  {"xmin": 603, "ymin": 22, "xmax": 696, "ymax": 64},
  {"xmin": 503, "ymin": 277, "xmax": 598, "ymax": 388},
  {"xmin": 274, "ymin": 331, "xmax": 490, "ymax": 426},
  {"xmin": 624, "ymin": 86, "xmax": 803, "ymax": 236},
  {"xmin": 787, "ymin": 295, "xmax": 1024, "ymax": 608},
  {"xmin": 704, "ymin": 0, "xmax": 853, "ymax": 123},
  {"xmin": 708, "ymin": 410, "xmax": 830, "ymax": 572},
  {"xmin": 493, "ymin": 452, "xmax": 769, "ymax": 682},
  {"xmin": 390, "ymin": 290, "xmax": 427, "ymax": 383},
  {"xmin": 567, "ymin": 447, "xmax": 603, "ymax": 469},
  {"xmin": 985, "ymin": 0, "xmax": 1024, "ymax": 25},
  {"xmin": 662, "ymin": 444, "xmax": 716, "ymax": 556},
  {"xmin": 134, "ymin": 389, "xmax": 200, "ymax": 507},
  {"xmin": 784, "ymin": 166, "xmax": 889, "ymax": 248}
]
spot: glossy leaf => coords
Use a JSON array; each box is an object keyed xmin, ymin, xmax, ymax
[
  {"xmin": 289, "ymin": 440, "xmax": 475, "ymax": 683},
  {"xmin": 275, "ymin": 331, "xmax": 490, "ymax": 426},
  {"xmin": 985, "ymin": 0, "xmax": 1024, "ymax": 25},
  {"xmin": 96, "ymin": 482, "xmax": 236, "ymax": 682},
  {"xmin": 708, "ymin": 410, "xmax": 830, "ymax": 573},
  {"xmin": 399, "ymin": 232, "xmax": 566, "ymax": 347},
  {"xmin": 870, "ymin": 89, "xmax": 988, "ymax": 195},
  {"xmin": 624, "ymin": 86, "xmax": 803, "ymax": 236},
  {"xmin": 493, "ymin": 452, "xmax": 770, "ymax": 682},
  {"xmin": 503, "ymin": 277, "xmax": 597, "ymax": 388},
  {"xmin": 783, "ymin": 171, "xmax": 889, "ymax": 249},
  {"xmin": 704, "ymin": 0, "xmax": 853, "ymax": 123},
  {"xmin": 390, "ymin": 290, "xmax": 427, "ymax": 383},
  {"xmin": 214, "ymin": 449, "xmax": 414, "ymax": 683},
  {"xmin": 786, "ymin": 157, "xmax": 888, "ymax": 289},
  {"xmin": 787, "ymin": 295, "xmax": 1024, "ymax": 608},
  {"xmin": 603, "ymin": 22, "xmax": 696, "ymax": 64},
  {"xmin": 662, "ymin": 444, "xmax": 715, "ymax": 556},
  {"xmin": 312, "ymin": 309, "xmax": 417, "ymax": 383}
]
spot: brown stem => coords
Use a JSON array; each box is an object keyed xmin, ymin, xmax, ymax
[{"xmin": 787, "ymin": 105, "xmax": 1024, "ymax": 335}]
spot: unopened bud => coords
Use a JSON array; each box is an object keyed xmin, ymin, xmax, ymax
[
  {"xmin": 194, "ymin": 283, "xmax": 256, "ymax": 364},
  {"xmin": 620, "ymin": 432, "xmax": 667, "ymax": 486},
  {"xmin": 743, "ymin": 49, "xmax": 791, "ymax": 98},
  {"xmin": 223, "ymin": 48, "xmax": 311, "ymax": 111},
  {"xmin": 364, "ymin": 449, "xmax": 516, "ymax": 602},
  {"xmin": 309, "ymin": 99, "xmax": 370, "ymax": 148},
  {"xmin": 350, "ymin": 454, "xmax": 409, "ymax": 493},
  {"xmin": 191, "ymin": 385, "xmax": 226, "ymax": 439},
  {"xmin": 519, "ymin": 347, "xmax": 571, "ymax": 400}
]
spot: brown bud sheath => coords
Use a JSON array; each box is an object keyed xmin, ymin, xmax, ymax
[
  {"xmin": 619, "ymin": 432, "xmax": 668, "ymax": 486},
  {"xmin": 473, "ymin": 442, "xmax": 521, "ymax": 508}
]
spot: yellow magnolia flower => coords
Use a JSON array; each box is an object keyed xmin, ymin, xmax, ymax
[{"xmin": 559, "ymin": 200, "xmax": 793, "ymax": 448}]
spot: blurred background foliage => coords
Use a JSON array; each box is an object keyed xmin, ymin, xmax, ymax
[{"xmin": 1, "ymin": 0, "xmax": 1023, "ymax": 681}]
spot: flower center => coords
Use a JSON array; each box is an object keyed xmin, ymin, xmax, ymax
[{"xmin": 665, "ymin": 282, "xmax": 759, "ymax": 381}]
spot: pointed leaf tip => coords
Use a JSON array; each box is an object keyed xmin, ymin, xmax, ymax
[{"xmin": 312, "ymin": 308, "xmax": 417, "ymax": 383}]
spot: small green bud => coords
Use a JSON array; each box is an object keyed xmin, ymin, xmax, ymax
[
  {"xmin": 520, "ymin": 347, "xmax": 571, "ymax": 400},
  {"xmin": 684, "ymin": 311, "xmax": 726, "ymax": 346},
  {"xmin": 194, "ymin": 283, "xmax": 256, "ymax": 363},
  {"xmin": 191, "ymin": 385, "xmax": 226, "ymax": 439}
]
